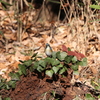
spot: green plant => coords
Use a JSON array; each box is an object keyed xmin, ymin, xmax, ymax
[
  {"xmin": 85, "ymin": 93, "xmax": 95, "ymax": 100},
  {"xmin": 91, "ymin": 80, "xmax": 100, "ymax": 90},
  {"xmin": 90, "ymin": 5, "xmax": 100, "ymax": 9},
  {"xmin": 0, "ymin": 46, "xmax": 87, "ymax": 99},
  {"xmin": 0, "ymin": 47, "xmax": 87, "ymax": 89},
  {"xmin": 37, "ymin": 51, "xmax": 86, "ymax": 77},
  {"xmin": 0, "ymin": 0, "xmax": 12, "ymax": 9}
]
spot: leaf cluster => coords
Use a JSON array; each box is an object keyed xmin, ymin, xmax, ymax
[
  {"xmin": 29, "ymin": 51, "xmax": 87, "ymax": 77},
  {"xmin": 0, "ymin": 50, "xmax": 87, "ymax": 91}
]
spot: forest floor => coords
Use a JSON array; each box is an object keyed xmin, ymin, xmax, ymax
[{"xmin": 0, "ymin": 4, "xmax": 100, "ymax": 100}]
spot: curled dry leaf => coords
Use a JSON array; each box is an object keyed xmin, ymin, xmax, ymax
[{"xmin": 62, "ymin": 45, "xmax": 85, "ymax": 60}]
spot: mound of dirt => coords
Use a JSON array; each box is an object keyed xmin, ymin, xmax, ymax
[{"xmin": 0, "ymin": 69, "xmax": 76, "ymax": 100}]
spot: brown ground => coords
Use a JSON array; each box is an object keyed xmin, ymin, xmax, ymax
[
  {"xmin": 0, "ymin": 1, "xmax": 100, "ymax": 100},
  {"xmin": 1, "ymin": 68, "xmax": 99, "ymax": 100},
  {"xmin": 0, "ymin": 69, "xmax": 75, "ymax": 100}
]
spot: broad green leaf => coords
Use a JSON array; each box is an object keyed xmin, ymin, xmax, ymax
[
  {"xmin": 33, "ymin": 61, "xmax": 39, "ymax": 69},
  {"xmin": 9, "ymin": 72, "xmax": 20, "ymax": 81},
  {"xmin": 71, "ymin": 64, "xmax": 78, "ymax": 71},
  {"xmin": 59, "ymin": 67, "xmax": 67, "ymax": 74},
  {"xmin": 7, "ymin": 80, "xmax": 16, "ymax": 89},
  {"xmin": 45, "ymin": 57, "xmax": 60, "ymax": 65},
  {"xmin": 76, "ymin": 61, "xmax": 81, "ymax": 66},
  {"xmin": 44, "ymin": 57, "xmax": 52, "ymax": 64},
  {"xmin": 56, "ymin": 64, "xmax": 63, "ymax": 68},
  {"xmin": 52, "ymin": 66, "xmax": 60, "ymax": 74},
  {"xmin": 39, "ymin": 60, "xmax": 46, "ymax": 68},
  {"xmin": 23, "ymin": 59, "xmax": 33, "ymax": 66},
  {"xmin": 5, "ymin": 84, "xmax": 10, "ymax": 90},
  {"xmin": 52, "ymin": 51, "xmax": 57, "ymax": 59},
  {"xmin": 79, "ymin": 58, "xmax": 87, "ymax": 66},
  {"xmin": 85, "ymin": 94, "xmax": 95, "ymax": 100},
  {"xmin": 56, "ymin": 51, "xmax": 67, "ymax": 61},
  {"xmin": 64, "ymin": 56, "xmax": 73, "ymax": 63},
  {"xmin": 90, "ymin": 5, "xmax": 100, "ymax": 9},
  {"xmin": 29, "ymin": 65, "xmax": 34, "ymax": 72},
  {"xmin": 73, "ymin": 71, "xmax": 79, "ymax": 75},
  {"xmin": 56, "ymin": 51, "xmax": 60, "ymax": 58},
  {"xmin": 46, "ymin": 70, "xmax": 54, "ymax": 77},
  {"xmin": 72, "ymin": 56, "xmax": 77, "ymax": 63},
  {"xmin": 51, "ymin": 59, "xmax": 60, "ymax": 66},
  {"xmin": 82, "ymin": 57, "xmax": 87, "ymax": 62},
  {"xmin": 37, "ymin": 66, "xmax": 44, "ymax": 72},
  {"xmin": 18, "ymin": 64, "xmax": 27, "ymax": 75}
]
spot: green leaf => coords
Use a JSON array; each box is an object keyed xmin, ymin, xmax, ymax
[
  {"xmin": 56, "ymin": 64, "xmax": 63, "ymax": 68},
  {"xmin": 59, "ymin": 67, "xmax": 67, "ymax": 74},
  {"xmin": 52, "ymin": 51, "xmax": 57, "ymax": 59},
  {"xmin": 33, "ymin": 60, "xmax": 45, "ymax": 72},
  {"xmin": 45, "ymin": 57, "xmax": 60, "ymax": 66},
  {"xmin": 73, "ymin": 71, "xmax": 79, "ymax": 75},
  {"xmin": 23, "ymin": 59, "xmax": 33, "ymax": 66},
  {"xmin": 37, "ymin": 66, "xmax": 44, "ymax": 72},
  {"xmin": 71, "ymin": 64, "xmax": 78, "ymax": 71},
  {"xmin": 90, "ymin": 5, "xmax": 100, "ymax": 9},
  {"xmin": 33, "ymin": 61, "xmax": 39, "ymax": 69},
  {"xmin": 64, "ymin": 56, "xmax": 73, "ymax": 63},
  {"xmin": 72, "ymin": 56, "xmax": 77, "ymax": 63},
  {"xmin": 38, "ymin": 60, "xmax": 46, "ymax": 68},
  {"xmin": 85, "ymin": 94, "xmax": 95, "ymax": 100},
  {"xmin": 56, "ymin": 51, "xmax": 67, "ymax": 61},
  {"xmin": 7, "ymin": 80, "xmax": 16, "ymax": 89},
  {"xmin": 5, "ymin": 84, "xmax": 10, "ymax": 90},
  {"xmin": 3, "ymin": 97, "xmax": 11, "ymax": 100},
  {"xmin": 29, "ymin": 65, "xmax": 34, "ymax": 72},
  {"xmin": 52, "ymin": 66, "xmax": 60, "ymax": 74},
  {"xmin": 82, "ymin": 57, "xmax": 87, "ymax": 62},
  {"xmin": 9, "ymin": 72, "xmax": 20, "ymax": 81},
  {"xmin": 51, "ymin": 59, "xmax": 60, "ymax": 66},
  {"xmin": 44, "ymin": 57, "xmax": 52, "ymax": 64},
  {"xmin": 79, "ymin": 58, "xmax": 87, "ymax": 66},
  {"xmin": 18, "ymin": 64, "xmax": 27, "ymax": 75},
  {"xmin": 46, "ymin": 70, "xmax": 54, "ymax": 77}
]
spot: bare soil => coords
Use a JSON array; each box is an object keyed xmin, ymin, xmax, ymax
[{"xmin": 0, "ymin": 69, "xmax": 77, "ymax": 100}]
